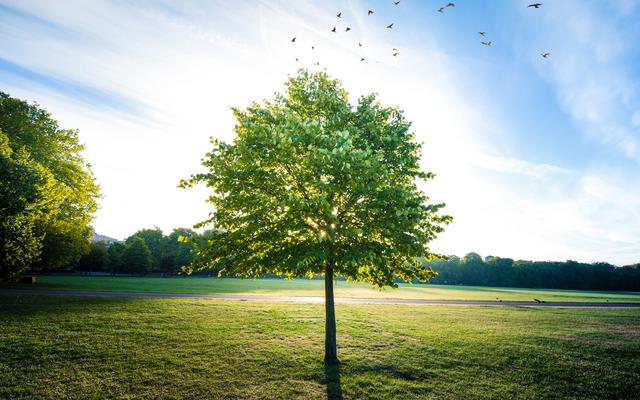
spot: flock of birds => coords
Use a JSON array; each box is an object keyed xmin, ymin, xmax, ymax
[
  {"xmin": 458, "ymin": 1, "xmax": 551, "ymax": 58},
  {"xmin": 289, "ymin": 1, "xmax": 551, "ymax": 66},
  {"xmin": 290, "ymin": 1, "xmax": 404, "ymax": 64}
]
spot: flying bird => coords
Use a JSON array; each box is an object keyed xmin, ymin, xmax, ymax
[
  {"xmin": 360, "ymin": 57, "xmax": 366, "ymax": 62},
  {"xmin": 358, "ymin": 42, "xmax": 363, "ymax": 47},
  {"xmin": 541, "ymin": 52, "xmax": 551, "ymax": 58},
  {"xmin": 368, "ymin": 10, "xmax": 374, "ymax": 15},
  {"xmin": 331, "ymin": 26, "xmax": 336, "ymax": 32},
  {"xmin": 291, "ymin": 37, "xmax": 296, "ymax": 42},
  {"xmin": 345, "ymin": 27, "xmax": 351, "ymax": 32},
  {"xmin": 438, "ymin": 2, "xmax": 454, "ymax": 12},
  {"xmin": 392, "ymin": 48, "xmax": 398, "ymax": 56},
  {"xmin": 386, "ymin": 23, "xmax": 394, "ymax": 29},
  {"xmin": 311, "ymin": 46, "xmax": 315, "ymax": 50},
  {"xmin": 481, "ymin": 40, "xmax": 493, "ymax": 46},
  {"xmin": 295, "ymin": 58, "xmax": 299, "ymax": 61},
  {"xmin": 479, "ymin": 31, "xmax": 486, "ymax": 36},
  {"xmin": 337, "ymin": 12, "xmax": 342, "ymax": 17},
  {"xmin": 528, "ymin": 3, "xmax": 542, "ymax": 8},
  {"xmin": 394, "ymin": 1, "xmax": 401, "ymax": 5}
]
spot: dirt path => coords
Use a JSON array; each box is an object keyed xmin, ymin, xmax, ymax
[{"xmin": 1, "ymin": 289, "xmax": 639, "ymax": 308}]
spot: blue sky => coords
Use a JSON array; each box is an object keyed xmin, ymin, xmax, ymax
[{"xmin": 1, "ymin": 0, "xmax": 639, "ymax": 265}]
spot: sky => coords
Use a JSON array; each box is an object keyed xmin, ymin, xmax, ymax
[{"xmin": 1, "ymin": 0, "xmax": 639, "ymax": 265}]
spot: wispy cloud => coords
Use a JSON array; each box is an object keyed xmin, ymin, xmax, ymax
[
  {"xmin": 1, "ymin": 0, "xmax": 638, "ymax": 265},
  {"xmin": 0, "ymin": 57, "xmax": 148, "ymax": 118},
  {"xmin": 533, "ymin": 0, "xmax": 640, "ymax": 162}
]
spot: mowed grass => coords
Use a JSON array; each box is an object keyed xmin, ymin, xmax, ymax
[
  {"xmin": 4, "ymin": 275, "xmax": 640, "ymax": 303},
  {"xmin": 0, "ymin": 294, "xmax": 638, "ymax": 399}
]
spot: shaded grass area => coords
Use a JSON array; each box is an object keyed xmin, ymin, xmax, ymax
[
  {"xmin": 1, "ymin": 294, "xmax": 639, "ymax": 399},
  {"xmin": 3, "ymin": 275, "xmax": 640, "ymax": 303}
]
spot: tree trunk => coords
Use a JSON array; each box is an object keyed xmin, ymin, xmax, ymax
[{"xmin": 324, "ymin": 262, "xmax": 338, "ymax": 364}]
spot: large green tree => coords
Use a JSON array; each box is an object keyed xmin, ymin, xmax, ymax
[
  {"xmin": 181, "ymin": 70, "xmax": 451, "ymax": 363},
  {"xmin": 0, "ymin": 92, "xmax": 100, "ymax": 276},
  {"xmin": 0, "ymin": 130, "xmax": 61, "ymax": 280}
]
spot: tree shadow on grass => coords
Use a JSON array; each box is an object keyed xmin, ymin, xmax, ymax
[{"xmin": 324, "ymin": 362, "xmax": 343, "ymax": 400}]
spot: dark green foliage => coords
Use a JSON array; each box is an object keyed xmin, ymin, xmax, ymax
[
  {"xmin": 75, "ymin": 228, "xmax": 199, "ymax": 276},
  {"xmin": 76, "ymin": 241, "xmax": 110, "ymax": 274},
  {"xmin": 123, "ymin": 227, "xmax": 197, "ymax": 275},
  {"xmin": 425, "ymin": 253, "xmax": 640, "ymax": 291},
  {"xmin": 163, "ymin": 228, "xmax": 197, "ymax": 274},
  {"xmin": 122, "ymin": 237, "xmax": 152, "ymax": 275},
  {"xmin": 126, "ymin": 227, "xmax": 165, "ymax": 270},
  {"xmin": 0, "ymin": 92, "xmax": 99, "ymax": 278},
  {"xmin": 107, "ymin": 242, "xmax": 126, "ymax": 273}
]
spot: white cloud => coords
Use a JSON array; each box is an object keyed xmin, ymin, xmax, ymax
[
  {"xmin": 1, "ymin": 0, "xmax": 639, "ymax": 265},
  {"xmin": 532, "ymin": 0, "xmax": 640, "ymax": 163}
]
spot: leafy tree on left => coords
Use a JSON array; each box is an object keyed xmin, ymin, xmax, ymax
[
  {"xmin": 0, "ymin": 92, "xmax": 99, "ymax": 280},
  {"xmin": 0, "ymin": 130, "xmax": 60, "ymax": 280}
]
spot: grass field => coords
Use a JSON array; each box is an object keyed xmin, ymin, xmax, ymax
[
  {"xmin": 0, "ymin": 293, "xmax": 638, "ymax": 399},
  {"xmin": 3, "ymin": 275, "xmax": 640, "ymax": 303}
]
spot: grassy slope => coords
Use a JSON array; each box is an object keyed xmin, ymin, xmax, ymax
[
  {"xmin": 0, "ymin": 294, "xmax": 638, "ymax": 399},
  {"xmin": 3, "ymin": 275, "xmax": 640, "ymax": 303}
]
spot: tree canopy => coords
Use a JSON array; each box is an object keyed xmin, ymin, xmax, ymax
[
  {"xmin": 182, "ymin": 70, "xmax": 451, "ymax": 362},
  {"xmin": 0, "ymin": 92, "xmax": 99, "ymax": 279},
  {"xmin": 126, "ymin": 227, "xmax": 166, "ymax": 270},
  {"xmin": 0, "ymin": 130, "xmax": 59, "ymax": 280},
  {"xmin": 122, "ymin": 237, "xmax": 152, "ymax": 275},
  {"xmin": 182, "ymin": 70, "xmax": 451, "ymax": 286}
]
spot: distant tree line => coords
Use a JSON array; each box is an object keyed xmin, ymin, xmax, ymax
[
  {"xmin": 422, "ymin": 253, "xmax": 640, "ymax": 292},
  {"xmin": 75, "ymin": 227, "xmax": 213, "ymax": 276}
]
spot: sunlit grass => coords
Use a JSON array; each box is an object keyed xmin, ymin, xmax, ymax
[
  {"xmin": 0, "ymin": 294, "xmax": 638, "ymax": 399},
  {"xmin": 4, "ymin": 275, "xmax": 640, "ymax": 303}
]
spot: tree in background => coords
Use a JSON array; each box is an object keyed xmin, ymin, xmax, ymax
[
  {"xmin": 425, "ymin": 253, "xmax": 640, "ymax": 291},
  {"xmin": 76, "ymin": 241, "xmax": 110, "ymax": 274},
  {"xmin": 107, "ymin": 242, "xmax": 126, "ymax": 274},
  {"xmin": 462, "ymin": 252, "xmax": 485, "ymax": 286},
  {"xmin": 0, "ymin": 92, "xmax": 99, "ymax": 277},
  {"xmin": 162, "ymin": 228, "xmax": 197, "ymax": 275},
  {"xmin": 181, "ymin": 70, "xmax": 451, "ymax": 363},
  {"xmin": 122, "ymin": 237, "xmax": 152, "ymax": 276},
  {"xmin": 126, "ymin": 227, "xmax": 166, "ymax": 271},
  {"xmin": 185, "ymin": 229, "xmax": 220, "ymax": 277}
]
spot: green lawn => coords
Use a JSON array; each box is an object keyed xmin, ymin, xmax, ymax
[
  {"xmin": 3, "ymin": 275, "xmax": 640, "ymax": 303},
  {"xmin": 0, "ymin": 294, "xmax": 638, "ymax": 399}
]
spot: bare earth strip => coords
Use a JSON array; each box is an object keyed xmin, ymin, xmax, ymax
[{"xmin": 1, "ymin": 289, "xmax": 639, "ymax": 308}]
